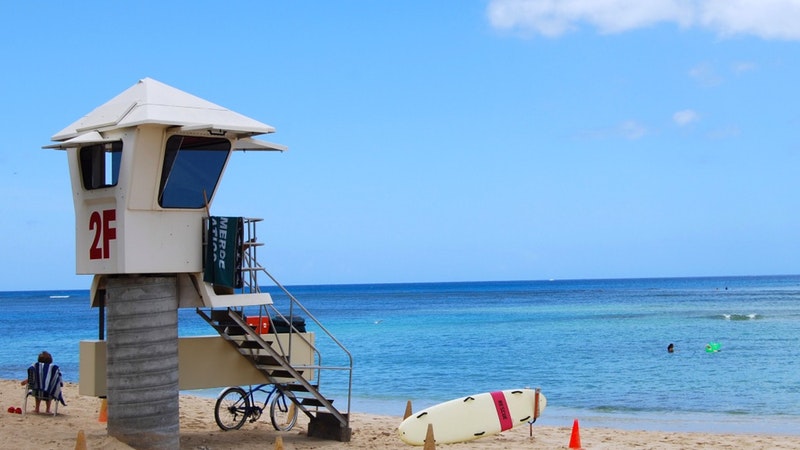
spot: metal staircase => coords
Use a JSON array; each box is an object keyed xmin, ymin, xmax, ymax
[{"xmin": 197, "ymin": 218, "xmax": 353, "ymax": 441}]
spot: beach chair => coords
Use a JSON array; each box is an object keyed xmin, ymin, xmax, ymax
[{"xmin": 23, "ymin": 362, "xmax": 66, "ymax": 416}]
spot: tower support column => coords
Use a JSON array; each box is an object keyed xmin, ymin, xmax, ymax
[{"xmin": 106, "ymin": 275, "xmax": 180, "ymax": 450}]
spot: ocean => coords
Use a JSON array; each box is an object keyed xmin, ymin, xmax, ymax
[{"xmin": 3, "ymin": 275, "xmax": 800, "ymax": 434}]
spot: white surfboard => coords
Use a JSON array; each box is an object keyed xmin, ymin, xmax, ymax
[{"xmin": 397, "ymin": 388, "xmax": 546, "ymax": 445}]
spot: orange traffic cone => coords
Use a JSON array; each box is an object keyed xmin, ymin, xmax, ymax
[
  {"xmin": 569, "ymin": 419, "xmax": 582, "ymax": 449},
  {"xmin": 274, "ymin": 435, "xmax": 284, "ymax": 450},
  {"xmin": 98, "ymin": 398, "xmax": 107, "ymax": 423}
]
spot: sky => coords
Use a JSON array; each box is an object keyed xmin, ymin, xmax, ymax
[{"xmin": 2, "ymin": 1, "xmax": 800, "ymax": 290}]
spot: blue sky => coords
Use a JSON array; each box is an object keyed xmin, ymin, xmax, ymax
[{"xmin": 2, "ymin": 1, "xmax": 800, "ymax": 290}]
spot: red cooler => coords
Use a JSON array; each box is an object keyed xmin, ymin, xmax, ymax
[{"xmin": 246, "ymin": 317, "xmax": 270, "ymax": 334}]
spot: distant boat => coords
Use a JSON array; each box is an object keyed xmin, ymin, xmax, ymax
[{"xmin": 49, "ymin": 295, "xmax": 70, "ymax": 299}]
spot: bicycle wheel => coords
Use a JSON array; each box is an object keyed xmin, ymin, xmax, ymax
[
  {"xmin": 270, "ymin": 391, "xmax": 298, "ymax": 431},
  {"xmin": 215, "ymin": 387, "xmax": 250, "ymax": 431}
]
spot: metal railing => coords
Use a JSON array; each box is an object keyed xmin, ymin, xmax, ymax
[{"xmin": 206, "ymin": 217, "xmax": 353, "ymax": 418}]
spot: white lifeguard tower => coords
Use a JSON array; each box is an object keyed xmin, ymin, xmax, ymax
[{"xmin": 45, "ymin": 78, "xmax": 352, "ymax": 448}]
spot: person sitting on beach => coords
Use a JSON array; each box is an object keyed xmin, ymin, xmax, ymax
[{"xmin": 20, "ymin": 351, "xmax": 66, "ymax": 414}]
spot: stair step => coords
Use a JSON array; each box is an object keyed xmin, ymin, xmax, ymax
[
  {"xmin": 252, "ymin": 362, "xmax": 290, "ymax": 370},
  {"xmin": 252, "ymin": 355, "xmax": 281, "ymax": 365},
  {"xmin": 226, "ymin": 325, "xmax": 250, "ymax": 335},
  {"xmin": 211, "ymin": 310, "xmax": 245, "ymax": 324},
  {"xmin": 282, "ymin": 383, "xmax": 319, "ymax": 393},
  {"xmin": 227, "ymin": 334, "xmax": 272, "ymax": 343},
  {"xmin": 210, "ymin": 309, "xmax": 240, "ymax": 321},
  {"xmin": 301, "ymin": 398, "xmax": 334, "ymax": 407},
  {"xmin": 264, "ymin": 369, "xmax": 304, "ymax": 378},
  {"xmin": 237, "ymin": 340, "xmax": 265, "ymax": 349}
]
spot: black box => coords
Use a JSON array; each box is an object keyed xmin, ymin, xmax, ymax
[{"xmin": 272, "ymin": 316, "xmax": 306, "ymax": 333}]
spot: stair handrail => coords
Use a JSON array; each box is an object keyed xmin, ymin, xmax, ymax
[
  {"xmin": 262, "ymin": 268, "xmax": 353, "ymax": 417},
  {"xmin": 237, "ymin": 217, "xmax": 353, "ymax": 418}
]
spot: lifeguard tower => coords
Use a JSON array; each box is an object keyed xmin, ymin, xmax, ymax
[{"xmin": 45, "ymin": 78, "xmax": 352, "ymax": 448}]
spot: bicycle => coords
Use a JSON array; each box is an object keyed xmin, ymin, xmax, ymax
[{"xmin": 214, "ymin": 384, "xmax": 299, "ymax": 432}]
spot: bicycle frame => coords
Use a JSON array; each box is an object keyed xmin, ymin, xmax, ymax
[
  {"xmin": 215, "ymin": 383, "xmax": 298, "ymax": 432},
  {"xmin": 245, "ymin": 384, "xmax": 278, "ymax": 414}
]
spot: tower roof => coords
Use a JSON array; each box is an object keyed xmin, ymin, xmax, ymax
[{"xmin": 50, "ymin": 78, "xmax": 277, "ymax": 142}]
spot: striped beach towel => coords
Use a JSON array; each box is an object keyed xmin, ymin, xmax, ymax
[{"xmin": 27, "ymin": 363, "xmax": 66, "ymax": 406}]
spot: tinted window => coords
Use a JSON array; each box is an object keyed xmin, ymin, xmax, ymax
[
  {"xmin": 159, "ymin": 136, "xmax": 231, "ymax": 208},
  {"xmin": 79, "ymin": 141, "xmax": 122, "ymax": 190}
]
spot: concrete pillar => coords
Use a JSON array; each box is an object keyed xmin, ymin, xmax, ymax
[{"xmin": 106, "ymin": 275, "xmax": 180, "ymax": 449}]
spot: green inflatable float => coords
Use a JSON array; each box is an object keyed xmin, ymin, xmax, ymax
[{"xmin": 705, "ymin": 342, "xmax": 721, "ymax": 353}]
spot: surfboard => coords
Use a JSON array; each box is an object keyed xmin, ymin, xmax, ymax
[{"xmin": 397, "ymin": 388, "xmax": 546, "ymax": 445}]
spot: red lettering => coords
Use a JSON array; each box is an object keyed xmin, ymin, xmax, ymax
[
  {"xmin": 102, "ymin": 209, "xmax": 116, "ymax": 259},
  {"xmin": 491, "ymin": 391, "xmax": 513, "ymax": 431},
  {"xmin": 89, "ymin": 211, "xmax": 102, "ymax": 260},
  {"xmin": 88, "ymin": 209, "xmax": 117, "ymax": 260}
]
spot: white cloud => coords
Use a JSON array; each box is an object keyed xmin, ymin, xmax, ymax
[
  {"xmin": 487, "ymin": 0, "xmax": 692, "ymax": 37},
  {"xmin": 700, "ymin": 0, "xmax": 800, "ymax": 40},
  {"xmin": 673, "ymin": 109, "xmax": 700, "ymax": 126},
  {"xmin": 487, "ymin": 0, "xmax": 800, "ymax": 40},
  {"xmin": 619, "ymin": 120, "xmax": 647, "ymax": 139},
  {"xmin": 688, "ymin": 63, "xmax": 722, "ymax": 86},
  {"xmin": 732, "ymin": 61, "xmax": 757, "ymax": 74}
]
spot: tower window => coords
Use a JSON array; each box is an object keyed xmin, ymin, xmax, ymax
[
  {"xmin": 159, "ymin": 135, "xmax": 231, "ymax": 209},
  {"xmin": 79, "ymin": 141, "xmax": 122, "ymax": 190}
]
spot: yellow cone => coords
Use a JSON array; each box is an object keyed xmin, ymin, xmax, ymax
[
  {"xmin": 75, "ymin": 430, "xmax": 87, "ymax": 450},
  {"xmin": 274, "ymin": 435, "xmax": 284, "ymax": 450}
]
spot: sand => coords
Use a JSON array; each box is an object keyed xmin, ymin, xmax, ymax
[{"xmin": 3, "ymin": 380, "xmax": 800, "ymax": 449}]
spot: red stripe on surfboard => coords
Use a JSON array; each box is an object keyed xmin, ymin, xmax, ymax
[{"xmin": 490, "ymin": 391, "xmax": 513, "ymax": 431}]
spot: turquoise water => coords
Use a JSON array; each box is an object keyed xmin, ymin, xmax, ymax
[{"xmin": 2, "ymin": 275, "xmax": 800, "ymax": 433}]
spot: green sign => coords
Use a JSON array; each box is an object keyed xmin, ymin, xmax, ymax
[{"xmin": 204, "ymin": 216, "xmax": 243, "ymax": 288}]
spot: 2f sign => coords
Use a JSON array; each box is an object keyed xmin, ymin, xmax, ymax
[{"xmin": 89, "ymin": 209, "xmax": 117, "ymax": 260}]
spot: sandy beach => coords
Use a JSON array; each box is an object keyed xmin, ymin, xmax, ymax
[{"xmin": 2, "ymin": 380, "xmax": 799, "ymax": 449}]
